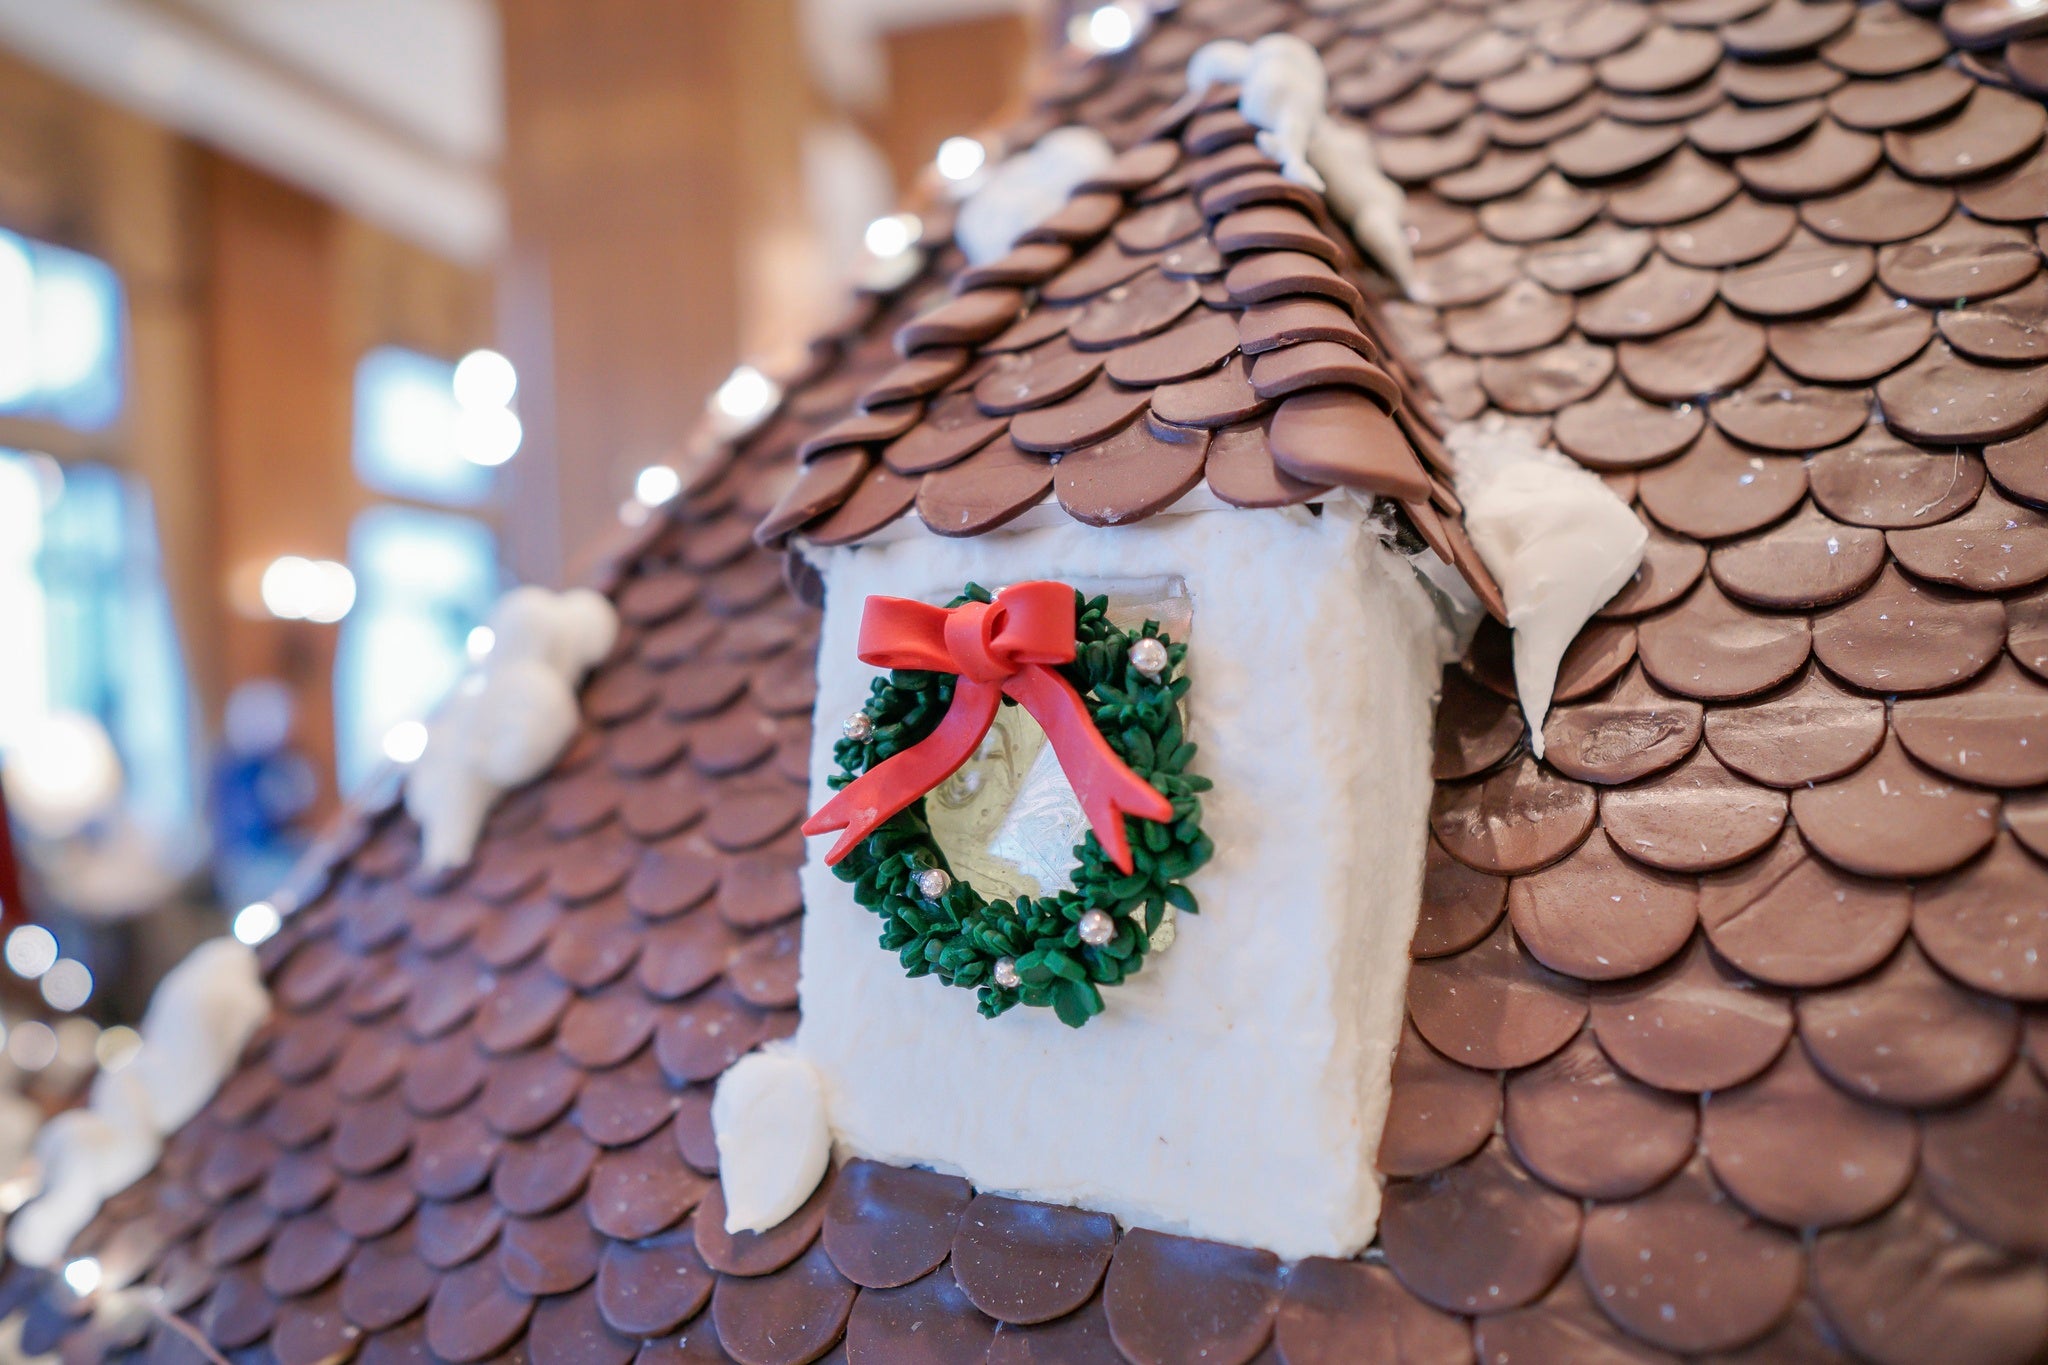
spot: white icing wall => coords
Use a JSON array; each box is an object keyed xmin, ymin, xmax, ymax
[{"xmin": 795, "ymin": 506, "xmax": 1443, "ymax": 1260}]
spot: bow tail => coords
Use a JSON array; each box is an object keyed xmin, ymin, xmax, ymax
[
  {"xmin": 1008, "ymin": 666, "xmax": 1175, "ymax": 875},
  {"xmin": 803, "ymin": 680, "xmax": 1003, "ymax": 866}
]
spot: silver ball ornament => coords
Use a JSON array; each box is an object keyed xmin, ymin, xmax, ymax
[
  {"xmin": 1127, "ymin": 636, "xmax": 1169, "ymax": 678},
  {"xmin": 913, "ymin": 867, "xmax": 953, "ymax": 901},
  {"xmin": 992, "ymin": 957, "xmax": 1021, "ymax": 990},
  {"xmin": 1077, "ymin": 909, "xmax": 1116, "ymax": 946},
  {"xmin": 842, "ymin": 712, "xmax": 875, "ymax": 742}
]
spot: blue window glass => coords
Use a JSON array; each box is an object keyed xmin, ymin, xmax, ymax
[
  {"xmin": 334, "ymin": 505, "xmax": 499, "ymax": 791},
  {"xmin": 351, "ymin": 346, "xmax": 497, "ymax": 508},
  {"xmin": 0, "ymin": 450, "xmax": 199, "ymax": 833},
  {"xmin": 0, "ymin": 230, "xmax": 124, "ymax": 431}
]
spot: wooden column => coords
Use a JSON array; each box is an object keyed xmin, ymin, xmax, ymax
[
  {"xmin": 869, "ymin": 15, "xmax": 1033, "ymax": 187},
  {"xmin": 202, "ymin": 155, "xmax": 358, "ymax": 809},
  {"xmin": 496, "ymin": 0, "xmax": 810, "ymax": 585}
]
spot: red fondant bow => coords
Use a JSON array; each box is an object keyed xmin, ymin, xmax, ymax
[{"xmin": 803, "ymin": 582, "xmax": 1174, "ymax": 874}]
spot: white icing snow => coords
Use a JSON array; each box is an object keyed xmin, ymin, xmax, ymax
[
  {"xmin": 795, "ymin": 505, "xmax": 1443, "ymax": 1260},
  {"xmin": 1311, "ymin": 119, "xmax": 1415, "ymax": 292},
  {"xmin": 954, "ymin": 127, "xmax": 1116, "ymax": 267},
  {"xmin": 712, "ymin": 1046, "xmax": 832, "ymax": 1235},
  {"xmin": 406, "ymin": 586, "xmax": 619, "ymax": 871},
  {"xmin": 6, "ymin": 1112, "xmax": 158, "ymax": 1270},
  {"xmin": 1449, "ymin": 417, "xmax": 1647, "ymax": 756},
  {"xmin": 121, "ymin": 937, "xmax": 272, "ymax": 1133},
  {"xmin": 1188, "ymin": 35, "xmax": 1412, "ymax": 287},
  {"xmin": 8, "ymin": 938, "xmax": 269, "ymax": 1267}
]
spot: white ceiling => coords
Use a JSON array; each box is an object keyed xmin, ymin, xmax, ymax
[
  {"xmin": 174, "ymin": 0, "xmax": 502, "ymax": 164},
  {"xmin": 0, "ymin": 0, "xmax": 505, "ymax": 264},
  {"xmin": 0, "ymin": 0, "xmax": 1051, "ymax": 263}
]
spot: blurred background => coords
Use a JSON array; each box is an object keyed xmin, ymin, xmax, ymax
[{"xmin": 0, "ymin": 0, "xmax": 1087, "ymax": 1124}]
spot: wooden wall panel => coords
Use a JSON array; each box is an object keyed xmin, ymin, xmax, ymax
[
  {"xmin": 335, "ymin": 216, "xmax": 494, "ymax": 363},
  {"xmin": 871, "ymin": 15, "xmax": 1033, "ymax": 187},
  {"xmin": 496, "ymin": 0, "xmax": 815, "ymax": 584},
  {"xmin": 495, "ymin": 2, "xmax": 1038, "ymax": 585},
  {"xmin": 202, "ymin": 155, "xmax": 357, "ymax": 805}
]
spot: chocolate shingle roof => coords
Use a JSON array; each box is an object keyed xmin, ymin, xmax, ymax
[
  {"xmin": 751, "ymin": 90, "xmax": 1485, "ymax": 570},
  {"xmin": 20, "ymin": 1, "xmax": 2048, "ymax": 1363}
]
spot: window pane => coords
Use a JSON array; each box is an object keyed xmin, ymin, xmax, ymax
[
  {"xmin": 352, "ymin": 345, "xmax": 497, "ymax": 507},
  {"xmin": 0, "ymin": 454, "xmax": 52, "ymax": 746},
  {"xmin": 0, "ymin": 230, "xmax": 124, "ymax": 431},
  {"xmin": 334, "ymin": 505, "xmax": 499, "ymax": 790},
  {"xmin": 0, "ymin": 451, "xmax": 199, "ymax": 833}
]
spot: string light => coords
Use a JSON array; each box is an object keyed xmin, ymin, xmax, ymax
[
  {"xmin": 452, "ymin": 348, "xmax": 521, "ymax": 466},
  {"xmin": 1071, "ymin": 2, "xmax": 1142, "ymax": 53},
  {"xmin": 259, "ymin": 556, "xmax": 356, "ymax": 624},
  {"xmin": 8, "ymin": 1020, "xmax": 56, "ymax": 1070},
  {"xmin": 714, "ymin": 365, "xmax": 776, "ymax": 423},
  {"xmin": 456, "ymin": 406, "xmax": 523, "ymax": 467},
  {"xmin": 39, "ymin": 958, "xmax": 92, "ymax": 1011},
  {"xmin": 451, "ymin": 349, "xmax": 517, "ymax": 410},
  {"xmin": 382, "ymin": 720, "xmax": 429, "ymax": 765},
  {"xmin": 710, "ymin": 363, "xmax": 781, "ymax": 440},
  {"xmin": 95, "ymin": 1025, "xmax": 142, "ymax": 1072},
  {"xmin": 634, "ymin": 465, "xmax": 683, "ymax": 506},
  {"xmin": 466, "ymin": 625, "xmax": 496, "ymax": 661},
  {"xmin": 935, "ymin": 137, "xmax": 987, "ymax": 182},
  {"xmin": 4, "ymin": 924, "xmax": 56, "ymax": 978},
  {"xmin": 862, "ymin": 213, "xmax": 920, "ymax": 260},
  {"xmin": 61, "ymin": 1257, "xmax": 100, "ymax": 1296},
  {"xmin": 232, "ymin": 900, "xmax": 281, "ymax": 946},
  {"xmin": 3, "ymin": 713, "xmax": 121, "ymax": 840}
]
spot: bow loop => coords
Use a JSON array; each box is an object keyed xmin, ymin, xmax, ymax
[
  {"xmin": 804, "ymin": 581, "xmax": 1173, "ymax": 874},
  {"xmin": 976, "ymin": 580, "xmax": 1081, "ymax": 670},
  {"xmin": 855, "ymin": 582, "xmax": 1077, "ymax": 680},
  {"xmin": 942, "ymin": 602, "xmax": 1006, "ymax": 682}
]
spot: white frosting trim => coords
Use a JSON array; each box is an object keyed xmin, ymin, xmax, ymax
[
  {"xmin": 954, "ymin": 127, "xmax": 1116, "ymax": 267},
  {"xmin": 7, "ymin": 938, "xmax": 269, "ymax": 1268},
  {"xmin": 1449, "ymin": 417, "xmax": 1647, "ymax": 754},
  {"xmin": 711, "ymin": 1046, "xmax": 831, "ymax": 1234},
  {"xmin": 405, "ymin": 586, "xmax": 619, "ymax": 871},
  {"xmin": 1188, "ymin": 36, "xmax": 1412, "ymax": 287}
]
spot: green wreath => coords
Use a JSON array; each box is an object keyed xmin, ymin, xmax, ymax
[{"xmin": 825, "ymin": 585, "xmax": 1212, "ymax": 1027}]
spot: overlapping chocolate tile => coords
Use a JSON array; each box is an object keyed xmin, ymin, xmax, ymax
[
  {"xmin": 751, "ymin": 84, "xmax": 1493, "ymax": 590},
  {"xmin": 1503, "ymin": 1029, "xmax": 1696, "ymax": 1199},
  {"xmin": 1379, "ymin": 1136, "xmax": 1581, "ymax": 1316}
]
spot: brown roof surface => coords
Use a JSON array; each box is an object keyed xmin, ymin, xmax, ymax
[
  {"xmin": 750, "ymin": 86, "xmax": 1496, "ymax": 593},
  {"xmin": 19, "ymin": 1, "xmax": 2048, "ymax": 1363}
]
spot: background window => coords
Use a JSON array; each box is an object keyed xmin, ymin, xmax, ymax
[
  {"xmin": 352, "ymin": 346, "xmax": 496, "ymax": 507},
  {"xmin": 0, "ymin": 230, "xmax": 124, "ymax": 432},
  {"xmin": 0, "ymin": 451, "xmax": 199, "ymax": 835},
  {"xmin": 337, "ymin": 344, "xmax": 515, "ymax": 791},
  {"xmin": 334, "ymin": 505, "xmax": 499, "ymax": 791},
  {"xmin": 352, "ymin": 344, "xmax": 521, "ymax": 507}
]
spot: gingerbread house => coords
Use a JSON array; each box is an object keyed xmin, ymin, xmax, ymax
[{"xmin": 13, "ymin": 0, "xmax": 2048, "ymax": 1362}]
